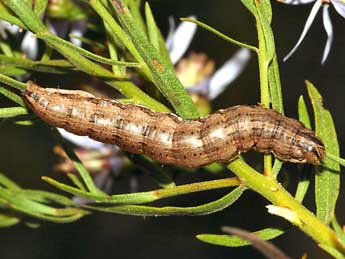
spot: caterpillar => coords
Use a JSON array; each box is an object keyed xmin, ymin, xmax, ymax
[{"xmin": 23, "ymin": 81, "xmax": 325, "ymax": 168}]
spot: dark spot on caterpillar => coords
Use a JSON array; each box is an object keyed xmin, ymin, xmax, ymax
[{"xmin": 23, "ymin": 81, "xmax": 326, "ymax": 167}]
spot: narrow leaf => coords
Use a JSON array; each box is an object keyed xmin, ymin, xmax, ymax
[
  {"xmin": 51, "ymin": 128, "xmax": 107, "ymax": 196},
  {"xmin": 110, "ymin": 0, "xmax": 199, "ymax": 119},
  {"xmin": 0, "ymin": 86, "xmax": 25, "ymax": 107},
  {"xmin": 85, "ymin": 186, "xmax": 245, "ymax": 216},
  {"xmin": 298, "ymin": 95, "xmax": 311, "ymax": 129},
  {"xmin": 319, "ymin": 244, "xmax": 345, "ymax": 259},
  {"xmin": 306, "ymin": 80, "xmax": 340, "ymax": 224},
  {"xmin": 294, "ymin": 96, "xmax": 312, "ymax": 203},
  {"xmin": 0, "ymin": 173, "xmax": 21, "ymax": 190},
  {"xmin": 0, "ymin": 73, "xmax": 26, "ymax": 91},
  {"xmin": 180, "ymin": 18, "xmax": 257, "ymax": 52},
  {"xmin": 255, "ymin": 1, "xmax": 275, "ymax": 63},
  {"xmin": 0, "ymin": 213, "xmax": 20, "ymax": 227},
  {"xmin": 145, "ymin": 2, "xmax": 160, "ymax": 50},
  {"xmin": 0, "ymin": 107, "xmax": 28, "ymax": 118},
  {"xmin": 197, "ymin": 226, "xmax": 288, "ymax": 247},
  {"xmin": 331, "ymin": 216, "xmax": 345, "ymax": 246},
  {"xmin": 221, "ymin": 227, "xmax": 291, "ymax": 259},
  {"xmin": 240, "ymin": 0, "xmax": 258, "ymax": 16}
]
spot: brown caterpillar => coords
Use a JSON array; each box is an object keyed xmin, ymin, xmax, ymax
[{"xmin": 23, "ymin": 81, "xmax": 325, "ymax": 168}]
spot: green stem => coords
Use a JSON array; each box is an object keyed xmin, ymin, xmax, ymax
[
  {"xmin": 43, "ymin": 175, "xmax": 241, "ymax": 205},
  {"xmin": 256, "ymin": 17, "xmax": 270, "ymax": 107},
  {"xmin": 0, "ymin": 73, "xmax": 26, "ymax": 91},
  {"xmin": 256, "ymin": 12, "xmax": 271, "ymax": 176},
  {"xmin": 110, "ymin": 0, "xmax": 199, "ymax": 119},
  {"xmin": 51, "ymin": 128, "xmax": 106, "ymax": 197},
  {"xmin": 84, "ymin": 186, "xmax": 245, "ymax": 216},
  {"xmin": 227, "ymin": 159, "xmax": 345, "ymax": 253},
  {"xmin": 180, "ymin": 18, "xmax": 258, "ymax": 53}
]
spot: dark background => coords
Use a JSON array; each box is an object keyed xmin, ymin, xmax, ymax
[{"xmin": 1, "ymin": 1, "xmax": 345, "ymax": 258}]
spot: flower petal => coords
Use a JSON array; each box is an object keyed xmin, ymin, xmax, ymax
[
  {"xmin": 279, "ymin": 0, "xmax": 316, "ymax": 5},
  {"xmin": 321, "ymin": 4, "xmax": 333, "ymax": 64},
  {"xmin": 0, "ymin": 21, "xmax": 20, "ymax": 37},
  {"xmin": 21, "ymin": 31, "xmax": 38, "ymax": 60},
  {"xmin": 165, "ymin": 16, "xmax": 176, "ymax": 51},
  {"xmin": 47, "ymin": 19, "xmax": 69, "ymax": 38},
  {"xmin": 283, "ymin": 0, "xmax": 322, "ymax": 62},
  {"xmin": 58, "ymin": 128, "xmax": 108, "ymax": 150},
  {"xmin": 331, "ymin": 0, "xmax": 345, "ymax": 18},
  {"xmin": 69, "ymin": 20, "xmax": 87, "ymax": 46},
  {"xmin": 167, "ymin": 16, "xmax": 197, "ymax": 64},
  {"xmin": 208, "ymin": 48, "xmax": 251, "ymax": 100},
  {"xmin": 186, "ymin": 78, "xmax": 210, "ymax": 96}
]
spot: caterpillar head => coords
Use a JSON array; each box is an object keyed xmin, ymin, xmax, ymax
[{"xmin": 298, "ymin": 133, "xmax": 325, "ymax": 165}]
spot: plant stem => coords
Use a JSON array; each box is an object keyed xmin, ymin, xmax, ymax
[
  {"xmin": 228, "ymin": 159, "xmax": 345, "ymax": 254},
  {"xmin": 256, "ymin": 11, "xmax": 272, "ymax": 176}
]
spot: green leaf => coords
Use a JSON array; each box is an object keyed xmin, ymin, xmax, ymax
[
  {"xmin": 319, "ymin": 244, "xmax": 345, "ymax": 259},
  {"xmin": 110, "ymin": 0, "xmax": 199, "ymax": 119},
  {"xmin": 18, "ymin": 189, "xmax": 75, "ymax": 206},
  {"xmin": 0, "ymin": 186, "xmax": 89, "ymax": 223},
  {"xmin": 294, "ymin": 168, "xmax": 311, "ymax": 203},
  {"xmin": 268, "ymin": 56, "xmax": 283, "ymax": 113},
  {"xmin": 271, "ymin": 159, "xmax": 282, "ymax": 178},
  {"xmin": 36, "ymin": 33, "xmax": 169, "ymax": 112},
  {"xmin": 42, "ymin": 176, "xmax": 155, "ymax": 204},
  {"xmin": 45, "ymin": 0, "xmax": 86, "ymax": 20},
  {"xmin": 197, "ymin": 226, "xmax": 288, "ymax": 247},
  {"xmin": 0, "ymin": 2, "xmax": 27, "ymax": 28},
  {"xmin": 332, "ymin": 216, "xmax": 345, "ymax": 246},
  {"xmin": 306, "ymin": 80, "xmax": 340, "ymax": 225},
  {"xmin": 33, "ymin": 0, "xmax": 48, "ymax": 16},
  {"xmin": 145, "ymin": 2, "xmax": 160, "ymax": 51},
  {"xmin": 4, "ymin": 0, "xmax": 167, "ymax": 111},
  {"xmin": 259, "ymin": 0, "xmax": 272, "ymax": 24},
  {"xmin": 67, "ymin": 173, "xmax": 87, "ymax": 191},
  {"xmin": 85, "ymin": 186, "xmax": 245, "ymax": 216},
  {"xmin": 0, "ymin": 213, "xmax": 20, "ymax": 227},
  {"xmin": 0, "ymin": 66, "xmax": 28, "ymax": 77},
  {"xmin": 298, "ymin": 95, "xmax": 311, "ymax": 129},
  {"xmin": 104, "ymin": 22, "xmax": 127, "ymax": 77},
  {"xmin": 255, "ymin": 1, "xmax": 275, "ymax": 64},
  {"xmin": 90, "ymin": 0, "xmax": 154, "ymax": 81},
  {"xmin": 0, "ymin": 107, "xmax": 28, "ymax": 118},
  {"xmin": 34, "ymin": 35, "xmax": 140, "ymax": 68},
  {"xmin": 220, "ymin": 227, "xmax": 290, "ymax": 259},
  {"xmin": 0, "ymin": 73, "xmax": 26, "ymax": 91},
  {"xmin": 294, "ymin": 96, "xmax": 312, "ymax": 203},
  {"xmin": 0, "ymin": 173, "xmax": 21, "ymax": 190},
  {"xmin": 240, "ymin": 0, "xmax": 258, "ymax": 16},
  {"xmin": 180, "ymin": 18, "xmax": 257, "ymax": 52},
  {"xmin": 51, "ymin": 128, "xmax": 107, "ymax": 196},
  {"xmin": 0, "ymin": 86, "xmax": 25, "ymax": 107},
  {"xmin": 4, "ymin": 0, "xmax": 46, "ymax": 32},
  {"xmin": 0, "ymin": 55, "xmax": 75, "ymax": 74},
  {"xmin": 43, "ymin": 176, "xmax": 240, "ymax": 205}
]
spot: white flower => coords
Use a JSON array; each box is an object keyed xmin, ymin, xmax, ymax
[
  {"xmin": 177, "ymin": 48, "xmax": 251, "ymax": 100},
  {"xmin": 166, "ymin": 16, "xmax": 251, "ymax": 99},
  {"xmin": 20, "ymin": 31, "xmax": 39, "ymax": 60},
  {"xmin": 58, "ymin": 128, "xmax": 107, "ymax": 149},
  {"xmin": 0, "ymin": 20, "xmax": 39, "ymax": 60},
  {"xmin": 47, "ymin": 19, "xmax": 87, "ymax": 47},
  {"xmin": 207, "ymin": 48, "xmax": 250, "ymax": 100},
  {"xmin": 166, "ymin": 16, "xmax": 198, "ymax": 64},
  {"xmin": 280, "ymin": 0, "xmax": 345, "ymax": 64},
  {"xmin": 0, "ymin": 21, "xmax": 20, "ymax": 38}
]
